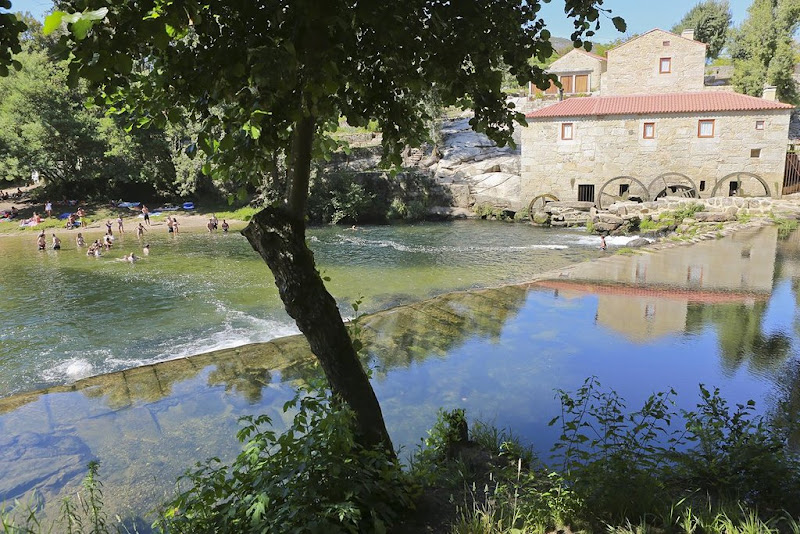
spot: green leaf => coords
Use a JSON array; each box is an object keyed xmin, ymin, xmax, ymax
[
  {"xmin": 612, "ymin": 16, "xmax": 627, "ymax": 33},
  {"xmin": 43, "ymin": 12, "xmax": 65, "ymax": 35},
  {"xmin": 72, "ymin": 17, "xmax": 94, "ymax": 40}
]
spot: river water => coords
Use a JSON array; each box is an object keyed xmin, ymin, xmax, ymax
[
  {"xmin": 1, "ymin": 222, "xmax": 799, "ymax": 528},
  {"xmin": 0, "ymin": 221, "xmax": 601, "ymax": 397}
]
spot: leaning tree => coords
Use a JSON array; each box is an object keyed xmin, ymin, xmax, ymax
[{"xmin": 43, "ymin": 0, "xmax": 623, "ymax": 454}]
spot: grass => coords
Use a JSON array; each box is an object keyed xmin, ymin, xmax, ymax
[{"xmin": 771, "ymin": 216, "xmax": 799, "ymax": 239}]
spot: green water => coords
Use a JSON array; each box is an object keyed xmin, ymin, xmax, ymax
[{"xmin": 0, "ymin": 221, "xmax": 601, "ymax": 396}]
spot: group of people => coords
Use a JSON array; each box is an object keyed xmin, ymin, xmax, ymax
[
  {"xmin": 36, "ymin": 231, "xmax": 60, "ymax": 250},
  {"xmin": 206, "ymin": 214, "xmax": 230, "ymax": 233},
  {"xmin": 0, "ymin": 188, "xmax": 23, "ymax": 201}
]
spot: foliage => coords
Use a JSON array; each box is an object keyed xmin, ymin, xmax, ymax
[
  {"xmin": 0, "ymin": 2, "xmax": 26, "ymax": 77},
  {"xmin": 585, "ymin": 219, "xmax": 595, "ymax": 233},
  {"xmin": 156, "ymin": 386, "xmax": 417, "ymax": 534},
  {"xmin": 729, "ymin": 0, "xmax": 800, "ymax": 104},
  {"xmin": 671, "ymin": 0, "xmax": 732, "ymax": 59},
  {"xmin": 639, "ymin": 217, "xmax": 667, "ymax": 232},
  {"xmin": 0, "ymin": 39, "xmax": 174, "ymax": 197},
  {"xmin": 772, "ymin": 216, "xmax": 798, "ymax": 239}
]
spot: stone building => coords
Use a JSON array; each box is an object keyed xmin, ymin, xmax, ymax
[
  {"xmin": 530, "ymin": 48, "xmax": 606, "ymax": 96},
  {"xmin": 521, "ymin": 29, "xmax": 795, "ymax": 206}
]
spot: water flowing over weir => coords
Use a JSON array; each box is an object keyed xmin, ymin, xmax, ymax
[{"xmin": 2, "ymin": 223, "xmax": 800, "ymax": 528}]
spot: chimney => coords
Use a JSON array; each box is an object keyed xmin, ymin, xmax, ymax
[
  {"xmin": 763, "ymin": 85, "xmax": 778, "ymax": 101},
  {"xmin": 681, "ymin": 28, "xmax": 695, "ymax": 40}
]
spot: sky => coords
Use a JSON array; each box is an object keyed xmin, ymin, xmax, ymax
[{"xmin": 7, "ymin": 0, "xmax": 755, "ymax": 42}]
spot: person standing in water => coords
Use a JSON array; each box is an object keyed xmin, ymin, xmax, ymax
[
  {"xmin": 52, "ymin": 234, "xmax": 61, "ymax": 250},
  {"xmin": 117, "ymin": 215, "xmax": 124, "ymax": 234},
  {"xmin": 37, "ymin": 233, "xmax": 46, "ymax": 250},
  {"xmin": 221, "ymin": 219, "xmax": 229, "ymax": 233},
  {"xmin": 600, "ymin": 235, "xmax": 607, "ymax": 251},
  {"xmin": 105, "ymin": 220, "xmax": 113, "ymax": 236},
  {"xmin": 136, "ymin": 223, "xmax": 146, "ymax": 239},
  {"xmin": 76, "ymin": 233, "xmax": 85, "ymax": 246}
]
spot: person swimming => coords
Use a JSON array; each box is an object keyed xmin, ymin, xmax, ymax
[{"xmin": 142, "ymin": 243, "xmax": 150, "ymax": 255}]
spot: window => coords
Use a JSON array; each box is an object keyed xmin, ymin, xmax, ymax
[
  {"xmin": 662, "ymin": 40, "xmax": 671, "ymax": 46},
  {"xmin": 659, "ymin": 57, "xmax": 671, "ymax": 74},
  {"xmin": 751, "ymin": 148, "xmax": 762, "ymax": 158},
  {"xmin": 687, "ymin": 266, "xmax": 703, "ymax": 286},
  {"xmin": 559, "ymin": 75, "xmax": 574, "ymax": 93},
  {"xmin": 698, "ymin": 119, "xmax": 715, "ymax": 138},
  {"xmin": 755, "ymin": 120, "xmax": 765, "ymax": 130},
  {"xmin": 561, "ymin": 123, "xmax": 574, "ymax": 140},
  {"xmin": 574, "ymin": 74, "xmax": 589, "ymax": 93},
  {"xmin": 545, "ymin": 79, "xmax": 558, "ymax": 95},
  {"xmin": 577, "ymin": 184, "xmax": 595, "ymax": 202},
  {"xmin": 729, "ymin": 181, "xmax": 739, "ymax": 196},
  {"xmin": 619, "ymin": 184, "xmax": 630, "ymax": 196},
  {"xmin": 699, "ymin": 180, "xmax": 706, "ymax": 191},
  {"xmin": 643, "ymin": 122, "xmax": 655, "ymax": 139}
]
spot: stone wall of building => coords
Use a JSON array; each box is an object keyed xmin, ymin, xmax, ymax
[
  {"xmin": 520, "ymin": 109, "xmax": 791, "ymax": 203},
  {"xmin": 547, "ymin": 49, "xmax": 606, "ymax": 92},
  {"xmin": 603, "ymin": 30, "xmax": 706, "ymax": 95}
]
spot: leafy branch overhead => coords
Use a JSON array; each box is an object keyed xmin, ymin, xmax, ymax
[
  {"xmin": 0, "ymin": 0, "xmax": 27, "ymax": 76},
  {"xmin": 45, "ymin": 0, "xmax": 622, "ymax": 180}
]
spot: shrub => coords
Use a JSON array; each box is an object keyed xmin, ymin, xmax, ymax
[{"xmin": 157, "ymin": 387, "xmax": 417, "ymax": 534}]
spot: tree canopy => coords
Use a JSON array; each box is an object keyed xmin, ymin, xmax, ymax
[
  {"xmin": 671, "ymin": 0, "xmax": 732, "ymax": 59},
  {"xmin": 46, "ymin": 0, "xmax": 624, "ymax": 452},
  {"xmin": 729, "ymin": 0, "xmax": 800, "ymax": 103}
]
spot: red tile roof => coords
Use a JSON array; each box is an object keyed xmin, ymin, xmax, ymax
[{"xmin": 526, "ymin": 92, "xmax": 794, "ymax": 119}]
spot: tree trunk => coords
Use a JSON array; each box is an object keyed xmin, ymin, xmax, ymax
[{"xmin": 241, "ymin": 207, "xmax": 395, "ymax": 456}]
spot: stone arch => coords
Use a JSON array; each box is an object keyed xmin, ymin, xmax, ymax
[
  {"xmin": 710, "ymin": 172, "xmax": 771, "ymax": 198},
  {"xmin": 648, "ymin": 172, "xmax": 699, "ymax": 200},
  {"xmin": 597, "ymin": 176, "xmax": 650, "ymax": 209}
]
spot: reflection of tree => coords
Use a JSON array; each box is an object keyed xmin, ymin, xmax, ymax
[
  {"xmin": 357, "ymin": 286, "xmax": 528, "ymax": 376},
  {"xmin": 769, "ymin": 358, "xmax": 800, "ymax": 451},
  {"xmin": 684, "ymin": 302, "xmax": 791, "ymax": 375}
]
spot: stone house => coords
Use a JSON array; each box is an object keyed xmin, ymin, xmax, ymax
[
  {"xmin": 530, "ymin": 48, "xmax": 606, "ymax": 96},
  {"xmin": 521, "ymin": 29, "xmax": 795, "ymax": 206}
]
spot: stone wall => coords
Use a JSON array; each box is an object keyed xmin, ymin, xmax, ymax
[
  {"xmin": 603, "ymin": 30, "xmax": 706, "ymax": 95},
  {"xmin": 521, "ymin": 109, "xmax": 791, "ymax": 203},
  {"xmin": 546, "ymin": 49, "xmax": 606, "ymax": 93}
]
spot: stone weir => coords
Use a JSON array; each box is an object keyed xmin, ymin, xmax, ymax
[{"xmin": 534, "ymin": 196, "xmax": 800, "ymax": 234}]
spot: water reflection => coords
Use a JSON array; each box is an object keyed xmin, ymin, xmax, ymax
[
  {"xmin": 2, "ymin": 226, "xmax": 799, "ymax": 527},
  {"xmin": 533, "ymin": 227, "xmax": 791, "ymax": 377}
]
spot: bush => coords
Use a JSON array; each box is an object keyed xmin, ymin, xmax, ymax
[{"xmin": 157, "ymin": 387, "xmax": 417, "ymax": 534}]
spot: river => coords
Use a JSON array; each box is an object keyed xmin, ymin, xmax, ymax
[{"xmin": 1, "ymin": 222, "xmax": 798, "ymax": 528}]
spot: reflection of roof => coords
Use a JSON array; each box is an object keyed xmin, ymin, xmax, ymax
[
  {"xmin": 526, "ymin": 92, "xmax": 794, "ymax": 118},
  {"xmin": 533, "ymin": 279, "xmax": 769, "ymax": 303}
]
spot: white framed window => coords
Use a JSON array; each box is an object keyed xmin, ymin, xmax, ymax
[
  {"xmin": 755, "ymin": 120, "xmax": 765, "ymax": 130},
  {"xmin": 698, "ymin": 119, "xmax": 715, "ymax": 138},
  {"xmin": 659, "ymin": 57, "xmax": 672, "ymax": 74},
  {"xmin": 561, "ymin": 123, "xmax": 574, "ymax": 140},
  {"xmin": 643, "ymin": 122, "xmax": 655, "ymax": 139}
]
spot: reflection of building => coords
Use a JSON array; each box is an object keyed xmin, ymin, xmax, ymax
[{"xmin": 536, "ymin": 227, "xmax": 777, "ymax": 342}]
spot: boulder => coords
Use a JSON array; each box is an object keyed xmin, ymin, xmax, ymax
[
  {"xmin": 694, "ymin": 211, "xmax": 729, "ymax": 223},
  {"xmin": 598, "ymin": 213, "xmax": 624, "ymax": 225},
  {"xmin": 627, "ymin": 238, "xmax": 651, "ymax": 247},
  {"xmin": 532, "ymin": 210, "xmax": 549, "ymax": 224},
  {"xmin": 545, "ymin": 201, "xmax": 594, "ymax": 211},
  {"xmin": 594, "ymin": 222, "xmax": 620, "ymax": 232}
]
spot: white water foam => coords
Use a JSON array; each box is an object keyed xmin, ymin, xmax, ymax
[
  {"xmin": 337, "ymin": 236, "xmax": 571, "ymax": 253},
  {"xmin": 106, "ymin": 302, "xmax": 299, "ymax": 369},
  {"xmin": 40, "ymin": 357, "xmax": 96, "ymax": 383},
  {"xmin": 572, "ymin": 234, "xmax": 652, "ymax": 247}
]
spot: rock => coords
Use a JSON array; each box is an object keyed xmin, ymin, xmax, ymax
[
  {"xmin": 694, "ymin": 212, "xmax": 728, "ymax": 223},
  {"xmin": 547, "ymin": 201, "xmax": 594, "ymax": 211},
  {"xmin": 427, "ymin": 206, "xmax": 472, "ymax": 219},
  {"xmin": 594, "ymin": 222, "xmax": 620, "ymax": 232},
  {"xmin": 598, "ymin": 213, "xmax": 624, "ymax": 225},
  {"xmin": 627, "ymin": 238, "xmax": 650, "ymax": 247},
  {"xmin": 550, "ymin": 220, "xmax": 568, "ymax": 227},
  {"xmin": 532, "ymin": 210, "xmax": 549, "ymax": 224}
]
